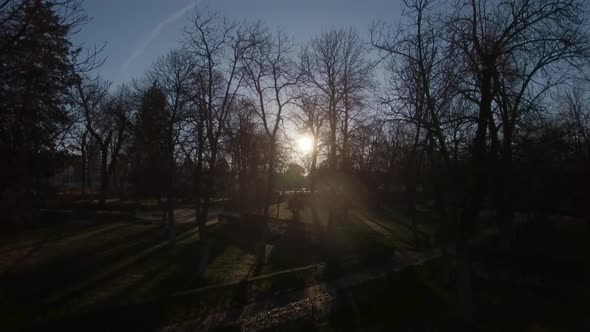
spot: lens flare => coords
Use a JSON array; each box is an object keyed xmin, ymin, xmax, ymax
[{"xmin": 297, "ymin": 135, "xmax": 314, "ymax": 154}]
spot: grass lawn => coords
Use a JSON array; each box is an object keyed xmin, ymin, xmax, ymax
[
  {"xmin": 0, "ymin": 218, "xmax": 260, "ymax": 331},
  {"xmin": 5, "ymin": 204, "xmax": 584, "ymax": 331},
  {"xmin": 264, "ymin": 203, "xmax": 432, "ymax": 269},
  {"xmin": 0, "ymin": 203, "xmax": 425, "ymax": 330},
  {"xmin": 320, "ymin": 216, "xmax": 590, "ymax": 332},
  {"xmin": 263, "ymin": 204, "xmax": 394, "ymax": 272}
]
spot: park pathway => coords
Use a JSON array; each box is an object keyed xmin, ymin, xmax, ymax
[
  {"xmin": 134, "ymin": 207, "xmax": 222, "ymax": 224},
  {"xmin": 160, "ymin": 250, "xmax": 439, "ymax": 332}
]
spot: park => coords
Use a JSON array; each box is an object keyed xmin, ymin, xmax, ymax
[{"xmin": 1, "ymin": 0, "xmax": 590, "ymax": 331}]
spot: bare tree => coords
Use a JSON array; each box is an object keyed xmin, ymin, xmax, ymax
[
  {"xmin": 292, "ymin": 94, "xmax": 324, "ymax": 192},
  {"xmin": 73, "ymin": 79, "xmax": 131, "ymax": 205},
  {"xmin": 225, "ymin": 98, "xmax": 265, "ymax": 212},
  {"xmin": 184, "ymin": 9, "xmax": 259, "ymax": 248},
  {"xmin": 242, "ymin": 25, "xmax": 298, "ymax": 223},
  {"xmin": 558, "ymin": 85, "xmax": 590, "ymax": 160},
  {"xmin": 139, "ymin": 49, "xmax": 195, "ymax": 245},
  {"xmin": 300, "ymin": 28, "xmax": 372, "ymax": 227},
  {"xmin": 446, "ymin": 0, "xmax": 590, "ymax": 253},
  {"xmin": 372, "ymin": 0, "xmax": 474, "ymax": 319}
]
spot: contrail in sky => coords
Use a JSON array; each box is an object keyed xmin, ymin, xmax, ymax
[{"xmin": 122, "ymin": 0, "xmax": 198, "ymax": 78}]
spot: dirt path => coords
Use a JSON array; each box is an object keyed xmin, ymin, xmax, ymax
[
  {"xmin": 160, "ymin": 250, "xmax": 439, "ymax": 332},
  {"xmin": 134, "ymin": 208, "xmax": 222, "ymax": 224},
  {"xmin": 352, "ymin": 211, "xmax": 394, "ymax": 237}
]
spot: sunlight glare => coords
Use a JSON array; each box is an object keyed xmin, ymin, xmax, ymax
[{"xmin": 297, "ymin": 135, "xmax": 314, "ymax": 154}]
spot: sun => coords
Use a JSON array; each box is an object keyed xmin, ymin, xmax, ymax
[{"xmin": 296, "ymin": 135, "xmax": 314, "ymax": 154}]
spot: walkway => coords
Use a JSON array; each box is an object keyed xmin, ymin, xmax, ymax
[
  {"xmin": 134, "ymin": 207, "xmax": 222, "ymax": 224},
  {"xmin": 160, "ymin": 250, "xmax": 439, "ymax": 331}
]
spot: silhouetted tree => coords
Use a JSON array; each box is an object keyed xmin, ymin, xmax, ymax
[
  {"xmin": 184, "ymin": 9, "xmax": 259, "ymax": 253},
  {"xmin": 300, "ymin": 28, "xmax": 372, "ymax": 227},
  {"xmin": 132, "ymin": 85, "xmax": 168, "ymax": 199},
  {"xmin": 242, "ymin": 24, "xmax": 298, "ymax": 262},
  {"xmin": 0, "ymin": 0, "xmax": 86, "ymax": 224},
  {"xmin": 73, "ymin": 79, "xmax": 131, "ymax": 205},
  {"xmin": 135, "ymin": 49, "xmax": 194, "ymax": 245}
]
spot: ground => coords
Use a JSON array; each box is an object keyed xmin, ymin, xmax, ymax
[{"xmin": 1, "ymin": 202, "xmax": 589, "ymax": 331}]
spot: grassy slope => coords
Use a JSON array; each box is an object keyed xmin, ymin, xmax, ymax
[{"xmin": 0, "ymin": 219, "xmax": 258, "ymax": 331}]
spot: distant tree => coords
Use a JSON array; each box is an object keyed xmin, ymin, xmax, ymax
[
  {"xmin": 292, "ymin": 94, "xmax": 324, "ymax": 192},
  {"xmin": 73, "ymin": 80, "xmax": 132, "ymax": 205},
  {"xmin": 226, "ymin": 99, "xmax": 266, "ymax": 212},
  {"xmin": 291, "ymin": 94, "xmax": 324, "ymax": 226},
  {"xmin": 135, "ymin": 49, "xmax": 195, "ymax": 244},
  {"xmin": 242, "ymin": 24, "xmax": 298, "ymax": 224},
  {"xmin": 300, "ymin": 28, "xmax": 372, "ymax": 227},
  {"xmin": 131, "ymin": 85, "xmax": 168, "ymax": 200},
  {"xmin": 558, "ymin": 85, "xmax": 590, "ymax": 161},
  {"xmin": 276, "ymin": 163, "xmax": 305, "ymax": 191}
]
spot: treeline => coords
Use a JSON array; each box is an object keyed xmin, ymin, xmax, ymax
[{"xmin": 2, "ymin": 0, "xmax": 590, "ymax": 234}]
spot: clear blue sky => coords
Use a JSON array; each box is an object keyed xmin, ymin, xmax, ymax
[{"xmin": 73, "ymin": 0, "xmax": 403, "ymax": 85}]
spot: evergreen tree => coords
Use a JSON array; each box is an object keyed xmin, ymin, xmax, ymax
[
  {"xmin": 0, "ymin": 0, "xmax": 82, "ymax": 224},
  {"xmin": 131, "ymin": 85, "xmax": 169, "ymax": 199}
]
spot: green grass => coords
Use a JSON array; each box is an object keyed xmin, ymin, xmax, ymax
[
  {"xmin": 267, "ymin": 203, "xmax": 433, "ymax": 251},
  {"xmin": 204, "ymin": 246, "xmax": 257, "ymax": 284},
  {"xmin": 0, "ymin": 204, "xmax": 436, "ymax": 331},
  {"xmin": 318, "ymin": 258, "xmax": 461, "ymax": 331},
  {"xmin": 0, "ymin": 219, "xmax": 255, "ymax": 330}
]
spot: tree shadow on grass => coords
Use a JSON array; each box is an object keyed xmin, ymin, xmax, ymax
[
  {"xmin": 0, "ymin": 223, "xmax": 189, "ymax": 328},
  {"xmin": 34, "ymin": 225, "xmax": 235, "ymax": 331},
  {"xmin": 324, "ymin": 263, "xmax": 462, "ymax": 332}
]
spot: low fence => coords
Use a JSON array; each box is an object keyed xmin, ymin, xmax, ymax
[
  {"xmin": 169, "ymin": 263, "xmax": 325, "ymax": 310},
  {"xmin": 162, "ymin": 252, "xmax": 440, "ymax": 331}
]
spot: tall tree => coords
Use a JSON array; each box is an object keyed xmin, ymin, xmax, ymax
[
  {"xmin": 138, "ymin": 49, "xmax": 194, "ymax": 245},
  {"xmin": 372, "ymin": 0, "xmax": 472, "ymax": 319},
  {"xmin": 73, "ymin": 80, "xmax": 131, "ymax": 205},
  {"xmin": 184, "ymin": 10, "xmax": 259, "ymax": 248},
  {"xmin": 242, "ymin": 25, "xmax": 298, "ymax": 223},
  {"xmin": 132, "ymin": 85, "xmax": 168, "ymax": 200},
  {"xmin": 300, "ymin": 28, "xmax": 372, "ymax": 227},
  {"xmin": 447, "ymin": 0, "xmax": 590, "ymax": 251},
  {"xmin": 292, "ymin": 94, "xmax": 323, "ymax": 193},
  {"xmin": 0, "ymin": 0, "xmax": 86, "ymax": 224}
]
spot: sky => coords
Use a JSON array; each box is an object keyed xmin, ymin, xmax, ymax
[{"xmin": 73, "ymin": 0, "xmax": 403, "ymax": 85}]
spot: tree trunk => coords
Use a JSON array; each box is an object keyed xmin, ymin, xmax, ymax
[
  {"xmin": 259, "ymin": 140, "xmax": 276, "ymax": 264},
  {"xmin": 407, "ymin": 123, "xmax": 422, "ymax": 249},
  {"xmin": 407, "ymin": 172, "xmax": 420, "ymax": 249},
  {"xmin": 328, "ymin": 104, "xmax": 338, "ymax": 229},
  {"xmin": 455, "ymin": 65, "xmax": 494, "ymax": 323},
  {"xmin": 199, "ymin": 144, "xmax": 217, "ymax": 247},
  {"xmin": 99, "ymin": 144, "xmax": 109, "ymax": 206},
  {"xmin": 195, "ymin": 116, "xmax": 205, "ymax": 241},
  {"xmin": 81, "ymin": 133, "xmax": 87, "ymax": 197},
  {"xmin": 167, "ymin": 198, "xmax": 176, "ymax": 245},
  {"xmin": 310, "ymin": 140, "xmax": 321, "ymax": 228},
  {"xmin": 167, "ymin": 136, "xmax": 176, "ymax": 246},
  {"xmin": 262, "ymin": 142, "xmax": 275, "ymax": 218},
  {"xmin": 497, "ymin": 133, "xmax": 514, "ymax": 251}
]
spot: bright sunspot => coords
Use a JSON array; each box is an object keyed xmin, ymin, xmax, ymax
[{"xmin": 296, "ymin": 135, "xmax": 314, "ymax": 154}]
